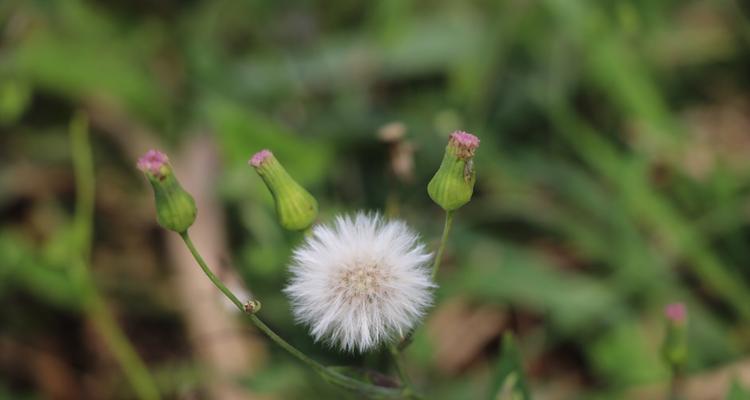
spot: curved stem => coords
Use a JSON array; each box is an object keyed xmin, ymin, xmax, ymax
[
  {"xmin": 179, "ymin": 231, "xmax": 418, "ymax": 398},
  {"xmin": 668, "ymin": 366, "xmax": 683, "ymax": 400},
  {"xmin": 179, "ymin": 232, "xmax": 327, "ymax": 375},
  {"xmin": 389, "ymin": 343, "xmax": 419, "ymax": 399},
  {"xmin": 179, "ymin": 232, "xmax": 243, "ymax": 309},
  {"xmin": 71, "ymin": 113, "xmax": 161, "ymax": 400},
  {"xmin": 86, "ymin": 285, "xmax": 162, "ymax": 400},
  {"xmin": 432, "ymin": 210, "xmax": 454, "ymax": 279}
]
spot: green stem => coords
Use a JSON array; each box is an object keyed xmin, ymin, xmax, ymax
[
  {"xmin": 432, "ymin": 210, "xmax": 454, "ymax": 279},
  {"xmin": 668, "ymin": 367, "xmax": 683, "ymax": 400},
  {"xmin": 179, "ymin": 232, "xmax": 412, "ymax": 397},
  {"xmin": 179, "ymin": 232, "xmax": 327, "ymax": 375},
  {"xmin": 182, "ymin": 228, "xmax": 424, "ymax": 398},
  {"xmin": 71, "ymin": 112, "xmax": 161, "ymax": 400},
  {"xmin": 397, "ymin": 210, "xmax": 456, "ymax": 354},
  {"xmin": 389, "ymin": 343, "xmax": 418, "ymax": 399},
  {"xmin": 86, "ymin": 284, "xmax": 162, "ymax": 400}
]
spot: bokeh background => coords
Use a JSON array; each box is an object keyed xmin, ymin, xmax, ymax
[{"xmin": 3, "ymin": 0, "xmax": 750, "ymax": 399}]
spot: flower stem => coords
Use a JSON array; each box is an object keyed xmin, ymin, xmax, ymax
[
  {"xmin": 668, "ymin": 367, "xmax": 683, "ymax": 400},
  {"xmin": 86, "ymin": 284, "xmax": 162, "ymax": 400},
  {"xmin": 71, "ymin": 112, "xmax": 161, "ymax": 400},
  {"xmin": 179, "ymin": 232, "xmax": 327, "ymax": 375},
  {"xmin": 179, "ymin": 230, "xmax": 415, "ymax": 397},
  {"xmin": 432, "ymin": 210, "xmax": 454, "ymax": 279},
  {"xmin": 389, "ymin": 343, "xmax": 419, "ymax": 399},
  {"xmin": 396, "ymin": 210, "xmax": 456, "ymax": 355}
]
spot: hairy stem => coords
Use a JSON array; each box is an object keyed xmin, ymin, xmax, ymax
[
  {"xmin": 432, "ymin": 210, "xmax": 454, "ymax": 279},
  {"xmin": 71, "ymin": 113, "xmax": 161, "ymax": 400}
]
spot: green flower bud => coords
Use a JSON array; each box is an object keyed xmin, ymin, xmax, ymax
[
  {"xmin": 661, "ymin": 303, "xmax": 688, "ymax": 372},
  {"xmin": 428, "ymin": 131, "xmax": 480, "ymax": 211},
  {"xmin": 249, "ymin": 150, "xmax": 318, "ymax": 231},
  {"xmin": 138, "ymin": 150, "xmax": 197, "ymax": 233}
]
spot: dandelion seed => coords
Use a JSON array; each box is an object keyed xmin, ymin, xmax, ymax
[{"xmin": 284, "ymin": 213, "xmax": 434, "ymax": 352}]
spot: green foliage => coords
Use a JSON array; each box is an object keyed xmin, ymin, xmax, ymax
[
  {"xmin": 489, "ymin": 333, "xmax": 532, "ymax": 400},
  {"xmin": 727, "ymin": 379, "xmax": 750, "ymax": 400},
  {"xmin": 2, "ymin": 0, "xmax": 750, "ymax": 397}
]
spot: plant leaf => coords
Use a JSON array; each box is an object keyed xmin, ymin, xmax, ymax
[{"xmin": 489, "ymin": 333, "xmax": 531, "ymax": 400}]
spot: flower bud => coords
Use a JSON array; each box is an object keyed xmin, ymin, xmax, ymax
[
  {"xmin": 661, "ymin": 303, "xmax": 688, "ymax": 371},
  {"xmin": 249, "ymin": 150, "xmax": 318, "ymax": 231},
  {"xmin": 138, "ymin": 150, "xmax": 197, "ymax": 233},
  {"xmin": 428, "ymin": 131, "xmax": 480, "ymax": 211}
]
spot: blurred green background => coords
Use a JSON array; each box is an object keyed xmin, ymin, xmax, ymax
[{"xmin": 3, "ymin": 0, "xmax": 750, "ymax": 399}]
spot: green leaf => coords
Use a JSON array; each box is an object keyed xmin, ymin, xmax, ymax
[
  {"xmin": 449, "ymin": 239, "xmax": 624, "ymax": 333},
  {"xmin": 489, "ymin": 333, "xmax": 531, "ymax": 400}
]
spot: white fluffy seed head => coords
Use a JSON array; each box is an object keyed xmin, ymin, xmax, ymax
[{"xmin": 284, "ymin": 212, "xmax": 435, "ymax": 352}]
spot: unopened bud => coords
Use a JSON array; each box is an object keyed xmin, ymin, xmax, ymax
[
  {"xmin": 428, "ymin": 131, "xmax": 480, "ymax": 211},
  {"xmin": 138, "ymin": 150, "xmax": 197, "ymax": 233},
  {"xmin": 249, "ymin": 150, "xmax": 318, "ymax": 231},
  {"xmin": 661, "ymin": 302, "xmax": 688, "ymax": 371}
]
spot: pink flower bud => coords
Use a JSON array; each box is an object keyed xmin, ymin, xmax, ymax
[
  {"xmin": 448, "ymin": 131, "xmax": 480, "ymax": 160},
  {"xmin": 249, "ymin": 149, "xmax": 273, "ymax": 168},
  {"xmin": 137, "ymin": 149, "xmax": 169, "ymax": 178},
  {"xmin": 428, "ymin": 130, "xmax": 480, "ymax": 211},
  {"xmin": 664, "ymin": 302, "xmax": 687, "ymax": 324},
  {"xmin": 137, "ymin": 149, "xmax": 196, "ymax": 233},
  {"xmin": 248, "ymin": 149, "xmax": 318, "ymax": 231}
]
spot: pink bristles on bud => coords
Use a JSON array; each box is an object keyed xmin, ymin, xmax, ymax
[
  {"xmin": 664, "ymin": 302, "xmax": 687, "ymax": 323},
  {"xmin": 137, "ymin": 149, "xmax": 169, "ymax": 176},
  {"xmin": 450, "ymin": 131, "xmax": 480, "ymax": 149},
  {"xmin": 447, "ymin": 131, "xmax": 480, "ymax": 159},
  {"xmin": 249, "ymin": 149, "xmax": 273, "ymax": 167}
]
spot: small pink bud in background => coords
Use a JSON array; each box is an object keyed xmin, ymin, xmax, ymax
[
  {"xmin": 664, "ymin": 302, "xmax": 687, "ymax": 324},
  {"xmin": 248, "ymin": 149, "xmax": 318, "ymax": 231},
  {"xmin": 137, "ymin": 149, "xmax": 169, "ymax": 178},
  {"xmin": 662, "ymin": 302, "xmax": 688, "ymax": 370},
  {"xmin": 249, "ymin": 149, "xmax": 273, "ymax": 168},
  {"xmin": 137, "ymin": 149, "xmax": 196, "ymax": 233}
]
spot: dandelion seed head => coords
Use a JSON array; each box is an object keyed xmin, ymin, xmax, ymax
[{"xmin": 284, "ymin": 212, "xmax": 434, "ymax": 352}]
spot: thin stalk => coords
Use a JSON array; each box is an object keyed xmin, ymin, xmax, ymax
[
  {"xmin": 179, "ymin": 232, "xmax": 327, "ymax": 375},
  {"xmin": 179, "ymin": 232, "xmax": 410, "ymax": 397},
  {"xmin": 432, "ymin": 210, "xmax": 454, "ymax": 279},
  {"xmin": 389, "ymin": 343, "xmax": 418, "ymax": 399},
  {"xmin": 397, "ymin": 210, "xmax": 456, "ymax": 354},
  {"xmin": 86, "ymin": 284, "xmax": 162, "ymax": 400},
  {"xmin": 668, "ymin": 367, "xmax": 683, "ymax": 400},
  {"xmin": 71, "ymin": 113, "xmax": 161, "ymax": 400}
]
